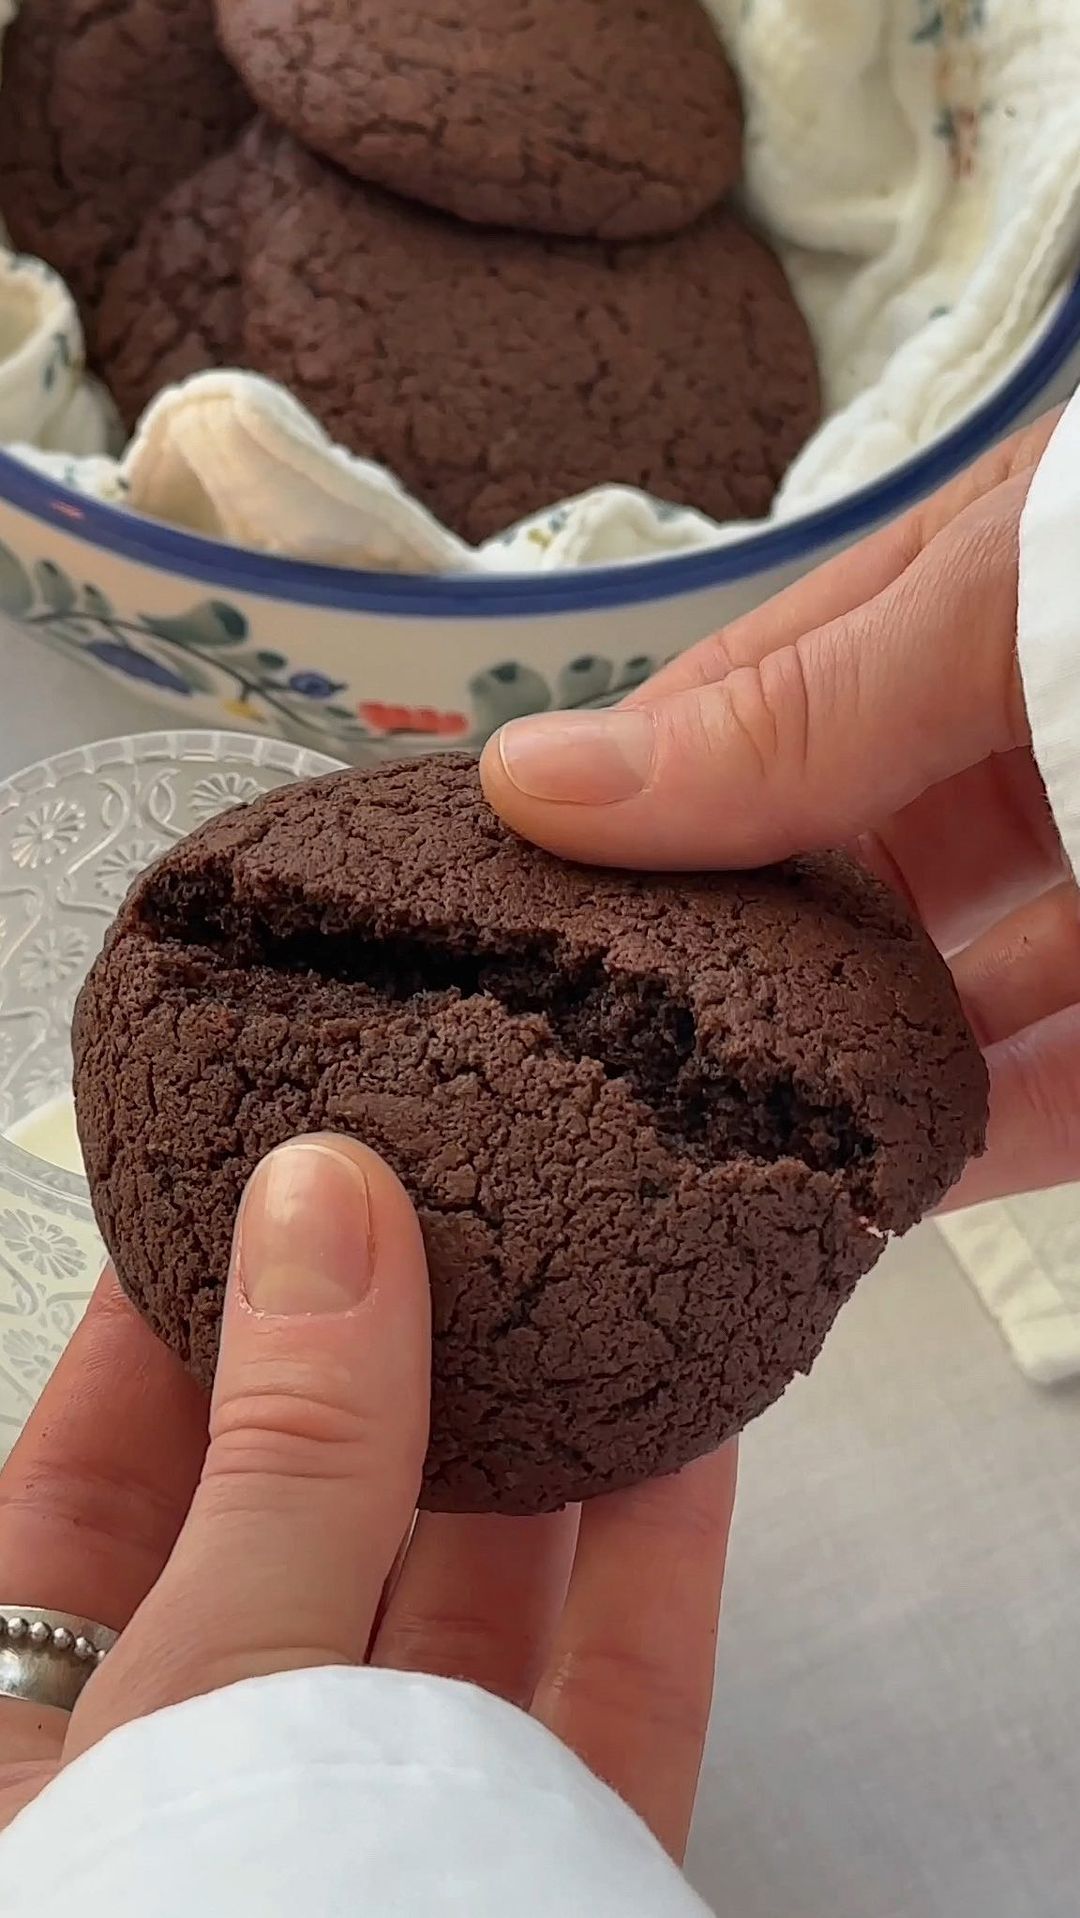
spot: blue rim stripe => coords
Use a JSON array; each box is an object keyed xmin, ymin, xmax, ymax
[{"xmin": 0, "ymin": 273, "xmax": 1078, "ymax": 620}]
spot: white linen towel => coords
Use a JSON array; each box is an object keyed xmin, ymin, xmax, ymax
[
  {"xmin": 0, "ymin": 0, "xmax": 1079, "ymax": 569},
  {"xmin": 937, "ymin": 1195, "xmax": 1080, "ymax": 1385}
]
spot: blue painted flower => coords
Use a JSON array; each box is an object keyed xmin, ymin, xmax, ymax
[
  {"xmin": 85, "ymin": 640, "xmax": 193, "ymax": 696},
  {"xmin": 286, "ymin": 670, "xmax": 345, "ymax": 700}
]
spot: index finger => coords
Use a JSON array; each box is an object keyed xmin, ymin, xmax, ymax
[
  {"xmin": 483, "ymin": 468, "xmax": 1030, "ymax": 871},
  {"xmin": 532, "ymin": 1446, "xmax": 737, "ymax": 1862},
  {"xmin": 0, "ymin": 1268, "xmax": 207, "ymax": 1631},
  {"xmin": 632, "ymin": 409, "xmax": 1061, "ymax": 707}
]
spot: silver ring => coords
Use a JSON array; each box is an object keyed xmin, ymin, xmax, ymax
[{"xmin": 0, "ymin": 1606, "xmax": 118, "ymax": 1714}]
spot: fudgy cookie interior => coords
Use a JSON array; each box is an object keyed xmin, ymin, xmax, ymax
[{"xmin": 141, "ymin": 857, "xmax": 876, "ymax": 1197}]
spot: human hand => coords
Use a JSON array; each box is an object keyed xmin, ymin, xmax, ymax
[
  {"xmin": 0, "ymin": 1136, "xmax": 735, "ymax": 1860},
  {"xmin": 482, "ymin": 412, "xmax": 1076, "ymax": 1209}
]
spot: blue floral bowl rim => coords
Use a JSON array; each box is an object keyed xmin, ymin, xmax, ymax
[{"xmin": 1, "ymin": 271, "xmax": 1078, "ymax": 622}]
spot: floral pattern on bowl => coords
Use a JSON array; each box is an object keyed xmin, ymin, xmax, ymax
[{"xmin": 0, "ymin": 538, "xmax": 665, "ymax": 761}]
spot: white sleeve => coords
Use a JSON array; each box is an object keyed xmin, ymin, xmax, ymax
[
  {"xmin": 1018, "ymin": 389, "xmax": 1080, "ymax": 874},
  {"xmin": 0, "ymin": 1666, "xmax": 713, "ymax": 1918}
]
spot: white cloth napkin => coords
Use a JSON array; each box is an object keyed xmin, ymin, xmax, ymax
[
  {"xmin": 2, "ymin": 0, "xmax": 1080, "ymax": 568},
  {"xmin": 0, "ymin": 1667, "xmax": 710, "ymax": 1918},
  {"xmin": 936, "ymin": 1195, "xmax": 1080, "ymax": 1385}
]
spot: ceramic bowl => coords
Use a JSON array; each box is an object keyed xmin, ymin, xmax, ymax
[
  {"xmin": 1, "ymin": 285, "xmax": 1079, "ymax": 766},
  {"xmin": 0, "ymin": 729, "xmax": 340, "ymax": 1458}
]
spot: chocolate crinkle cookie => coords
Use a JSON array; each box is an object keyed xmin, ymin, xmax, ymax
[
  {"xmin": 72, "ymin": 757, "xmax": 988, "ymax": 1517},
  {"xmin": 0, "ymin": 0, "xmax": 251, "ymax": 327},
  {"xmin": 95, "ymin": 123, "xmax": 821, "ymax": 542},
  {"xmin": 212, "ymin": 0, "xmax": 744, "ymax": 241},
  {"xmin": 0, "ymin": 0, "xmax": 822, "ymax": 540}
]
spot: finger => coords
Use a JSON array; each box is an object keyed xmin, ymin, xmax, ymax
[
  {"xmin": 857, "ymin": 750, "xmax": 1066, "ymax": 954},
  {"xmin": 69, "ymin": 1136, "xmax": 430, "ymax": 1756},
  {"xmin": 951, "ymin": 882, "xmax": 1080, "ymax": 1047},
  {"xmin": 371, "ymin": 1508, "xmax": 579, "ymax": 1707},
  {"xmin": 632, "ymin": 511, "xmax": 931, "ymax": 705},
  {"xmin": 481, "ymin": 473, "xmax": 1030, "ymax": 870},
  {"xmin": 533, "ymin": 1447, "xmax": 737, "ymax": 1862},
  {"xmin": 0, "ymin": 1270, "xmax": 205, "ymax": 1772},
  {"xmin": 0, "ymin": 1267, "xmax": 207, "ymax": 1630},
  {"xmin": 630, "ymin": 409, "xmax": 1060, "ymax": 706},
  {"xmin": 943, "ymin": 1006, "xmax": 1080, "ymax": 1209},
  {"xmin": 370, "ymin": 1522, "xmax": 416, "ymax": 1644}
]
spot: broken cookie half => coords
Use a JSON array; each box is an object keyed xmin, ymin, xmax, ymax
[{"xmin": 72, "ymin": 756, "xmax": 987, "ymax": 1514}]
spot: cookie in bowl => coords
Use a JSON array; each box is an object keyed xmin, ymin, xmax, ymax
[{"xmin": 0, "ymin": 0, "xmax": 820, "ymax": 540}]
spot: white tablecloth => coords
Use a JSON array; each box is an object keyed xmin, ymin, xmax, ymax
[{"xmin": 2, "ymin": 626, "xmax": 1079, "ymax": 1917}]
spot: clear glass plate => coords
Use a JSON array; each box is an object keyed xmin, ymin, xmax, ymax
[{"xmin": 0, "ymin": 729, "xmax": 340, "ymax": 1458}]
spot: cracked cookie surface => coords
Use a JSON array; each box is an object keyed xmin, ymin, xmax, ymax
[
  {"xmin": 72, "ymin": 756, "xmax": 987, "ymax": 1515},
  {"xmin": 0, "ymin": 0, "xmax": 251, "ymax": 333},
  {"xmin": 95, "ymin": 123, "xmax": 821, "ymax": 541},
  {"xmin": 0, "ymin": 1, "xmax": 818, "ymax": 534},
  {"xmin": 213, "ymin": 0, "xmax": 743, "ymax": 240}
]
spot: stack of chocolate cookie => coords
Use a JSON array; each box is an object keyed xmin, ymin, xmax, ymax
[{"xmin": 0, "ymin": 0, "xmax": 821, "ymax": 542}]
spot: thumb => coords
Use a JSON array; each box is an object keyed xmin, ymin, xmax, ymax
[
  {"xmin": 481, "ymin": 473, "xmax": 1030, "ymax": 869},
  {"xmin": 68, "ymin": 1135, "xmax": 430, "ymax": 1757}
]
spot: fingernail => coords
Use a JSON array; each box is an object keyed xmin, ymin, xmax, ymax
[
  {"xmin": 235, "ymin": 1137, "xmax": 373, "ymax": 1316},
  {"xmin": 497, "ymin": 708, "xmax": 653, "ymax": 804}
]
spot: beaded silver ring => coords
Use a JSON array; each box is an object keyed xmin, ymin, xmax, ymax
[{"xmin": 0, "ymin": 1606, "xmax": 118, "ymax": 1714}]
